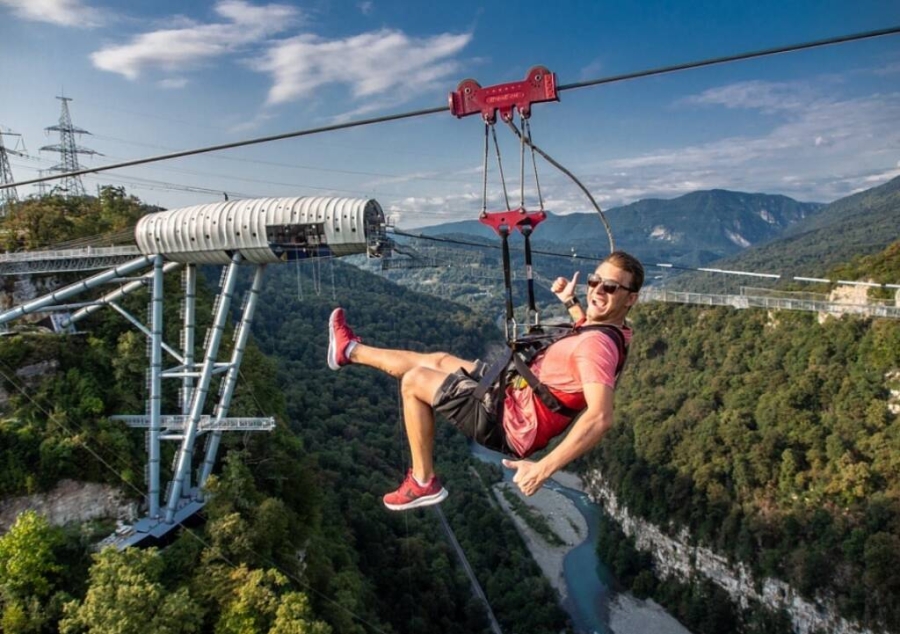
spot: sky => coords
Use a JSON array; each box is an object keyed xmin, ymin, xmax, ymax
[{"xmin": 0, "ymin": 0, "xmax": 899, "ymax": 228}]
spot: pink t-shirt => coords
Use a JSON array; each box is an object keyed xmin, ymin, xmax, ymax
[{"xmin": 501, "ymin": 326, "xmax": 631, "ymax": 457}]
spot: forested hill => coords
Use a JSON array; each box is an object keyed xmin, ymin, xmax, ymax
[
  {"xmin": 0, "ymin": 192, "xmax": 570, "ymax": 634},
  {"xmin": 3, "ymin": 190, "xmax": 899, "ymax": 634},
  {"xmin": 594, "ymin": 239, "xmax": 900, "ymax": 633},
  {"xmin": 416, "ymin": 189, "xmax": 824, "ymax": 266},
  {"xmin": 238, "ymin": 261, "xmax": 573, "ymax": 634},
  {"xmin": 669, "ymin": 174, "xmax": 900, "ymax": 292}
]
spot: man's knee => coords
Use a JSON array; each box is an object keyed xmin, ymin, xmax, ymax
[
  {"xmin": 401, "ymin": 366, "xmax": 441, "ymax": 402},
  {"xmin": 427, "ymin": 352, "xmax": 473, "ymax": 375},
  {"xmin": 421, "ymin": 351, "xmax": 451, "ymax": 371}
]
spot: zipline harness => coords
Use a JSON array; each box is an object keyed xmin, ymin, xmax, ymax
[
  {"xmin": 449, "ymin": 66, "xmax": 617, "ymax": 340},
  {"xmin": 473, "ymin": 322, "xmax": 628, "ymax": 422},
  {"xmin": 449, "ymin": 67, "xmax": 626, "ymax": 423}
]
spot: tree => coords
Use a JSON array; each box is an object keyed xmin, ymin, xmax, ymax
[
  {"xmin": 213, "ymin": 565, "xmax": 329, "ymax": 634},
  {"xmin": 60, "ymin": 547, "xmax": 202, "ymax": 634},
  {"xmin": 270, "ymin": 593, "xmax": 331, "ymax": 634},
  {"xmin": 0, "ymin": 510, "xmax": 62, "ymax": 600}
]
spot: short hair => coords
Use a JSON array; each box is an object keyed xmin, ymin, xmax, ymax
[{"xmin": 603, "ymin": 251, "xmax": 644, "ymax": 292}]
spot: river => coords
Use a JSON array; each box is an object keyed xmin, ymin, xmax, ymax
[{"xmin": 470, "ymin": 444, "xmax": 691, "ymax": 634}]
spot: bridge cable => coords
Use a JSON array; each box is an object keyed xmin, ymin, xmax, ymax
[{"xmin": 387, "ymin": 229, "xmax": 900, "ymax": 289}]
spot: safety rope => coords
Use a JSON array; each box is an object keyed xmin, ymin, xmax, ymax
[
  {"xmin": 490, "ymin": 124, "xmax": 511, "ymax": 212},
  {"xmin": 524, "ymin": 118, "xmax": 545, "ymax": 212},
  {"xmin": 505, "ymin": 118, "xmax": 615, "ymax": 254}
]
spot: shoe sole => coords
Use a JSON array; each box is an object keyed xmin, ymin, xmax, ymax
[
  {"xmin": 327, "ymin": 310, "xmax": 340, "ymax": 370},
  {"xmin": 383, "ymin": 487, "xmax": 449, "ymax": 511}
]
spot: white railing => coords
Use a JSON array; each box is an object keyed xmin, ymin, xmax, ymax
[
  {"xmin": 0, "ymin": 246, "xmax": 141, "ymax": 263},
  {"xmin": 641, "ymin": 288, "xmax": 900, "ymax": 319},
  {"xmin": 111, "ymin": 414, "xmax": 276, "ymax": 431}
]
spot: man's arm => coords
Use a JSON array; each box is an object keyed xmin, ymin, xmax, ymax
[{"xmin": 502, "ymin": 382, "xmax": 613, "ymax": 496}]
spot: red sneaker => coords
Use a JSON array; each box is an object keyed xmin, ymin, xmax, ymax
[
  {"xmin": 328, "ymin": 308, "xmax": 360, "ymax": 370},
  {"xmin": 383, "ymin": 470, "xmax": 449, "ymax": 511}
]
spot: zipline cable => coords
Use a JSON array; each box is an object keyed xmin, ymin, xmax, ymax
[
  {"xmin": 557, "ymin": 25, "xmax": 900, "ymax": 91},
  {"xmin": 4, "ymin": 25, "xmax": 898, "ymax": 192}
]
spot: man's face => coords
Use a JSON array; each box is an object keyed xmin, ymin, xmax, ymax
[{"xmin": 585, "ymin": 261, "xmax": 639, "ymax": 323}]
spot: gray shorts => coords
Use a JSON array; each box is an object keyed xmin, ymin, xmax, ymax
[{"xmin": 433, "ymin": 360, "xmax": 512, "ymax": 454}]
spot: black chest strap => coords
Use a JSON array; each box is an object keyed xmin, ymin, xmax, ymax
[{"xmin": 472, "ymin": 324, "xmax": 628, "ymax": 418}]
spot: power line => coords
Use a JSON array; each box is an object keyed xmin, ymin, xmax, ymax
[
  {"xmin": 3, "ymin": 106, "xmax": 446, "ymax": 190},
  {"xmin": 388, "ymin": 229, "xmax": 900, "ymax": 289},
  {"xmin": 4, "ymin": 25, "xmax": 898, "ymax": 192}
]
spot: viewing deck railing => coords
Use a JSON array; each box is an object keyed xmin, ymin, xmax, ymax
[
  {"xmin": 0, "ymin": 246, "xmax": 142, "ymax": 275},
  {"xmin": 641, "ymin": 287, "xmax": 900, "ymax": 319}
]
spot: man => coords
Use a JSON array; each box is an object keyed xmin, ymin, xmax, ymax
[{"xmin": 328, "ymin": 251, "xmax": 643, "ymax": 511}]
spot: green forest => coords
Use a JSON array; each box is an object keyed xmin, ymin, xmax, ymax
[
  {"xmin": 0, "ymin": 191, "xmax": 569, "ymax": 634},
  {"xmin": 595, "ymin": 247, "xmax": 900, "ymax": 632},
  {"xmin": 1, "ymin": 190, "xmax": 899, "ymax": 634}
]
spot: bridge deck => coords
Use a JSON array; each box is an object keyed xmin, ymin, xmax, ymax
[{"xmin": 642, "ymin": 288, "xmax": 900, "ymax": 319}]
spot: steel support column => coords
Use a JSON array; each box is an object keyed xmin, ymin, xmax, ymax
[
  {"xmin": 64, "ymin": 261, "xmax": 182, "ymax": 326},
  {"xmin": 165, "ymin": 254, "xmax": 242, "ymax": 523},
  {"xmin": 148, "ymin": 256, "xmax": 164, "ymax": 519},
  {"xmin": 198, "ymin": 264, "xmax": 266, "ymax": 494},
  {"xmin": 181, "ymin": 264, "xmax": 197, "ymax": 492}
]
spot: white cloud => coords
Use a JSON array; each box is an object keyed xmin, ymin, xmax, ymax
[
  {"xmin": 254, "ymin": 28, "xmax": 472, "ymax": 105},
  {"xmin": 681, "ymin": 79, "xmax": 825, "ymax": 114},
  {"xmin": 872, "ymin": 61, "xmax": 900, "ymax": 76},
  {"xmin": 226, "ymin": 111, "xmax": 276, "ymax": 134},
  {"xmin": 90, "ymin": 0, "xmax": 300, "ymax": 79},
  {"xmin": 358, "ymin": 1, "xmax": 374, "ymax": 16},
  {"xmin": 0, "ymin": 0, "xmax": 105, "ymax": 27},
  {"xmin": 90, "ymin": 3, "xmax": 471, "ymax": 114},
  {"xmin": 595, "ymin": 88, "xmax": 900, "ymax": 206},
  {"xmin": 157, "ymin": 77, "xmax": 188, "ymax": 89},
  {"xmin": 578, "ymin": 59, "xmax": 604, "ymax": 82}
]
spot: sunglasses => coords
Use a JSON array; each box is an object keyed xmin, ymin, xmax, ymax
[{"xmin": 587, "ymin": 273, "xmax": 637, "ymax": 294}]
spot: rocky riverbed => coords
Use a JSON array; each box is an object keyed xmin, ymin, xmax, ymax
[{"xmin": 495, "ymin": 472, "xmax": 691, "ymax": 634}]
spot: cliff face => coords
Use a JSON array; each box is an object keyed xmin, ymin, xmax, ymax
[
  {"xmin": 0, "ymin": 480, "xmax": 136, "ymax": 533},
  {"xmin": 585, "ymin": 470, "xmax": 874, "ymax": 634}
]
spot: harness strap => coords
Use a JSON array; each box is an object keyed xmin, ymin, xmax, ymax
[
  {"xmin": 473, "ymin": 350, "xmax": 512, "ymax": 401},
  {"xmin": 512, "ymin": 352, "xmax": 582, "ymax": 418},
  {"xmin": 514, "ymin": 325, "xmax": 627, "ymax": 418},
  {"xmin": 472, "ymin": 324, "xmax": 628, "ymax": 418}
]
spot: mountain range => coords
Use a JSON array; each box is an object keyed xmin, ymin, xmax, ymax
[
  {"xmin": 399, "ymin": 176, "xmax": 900, "ymax": 294},
  {"xmin": 417, "ymin": 189, "xmax": 826, "ymax": 267},
  {"xmin": 673, "ymin": 175, "xmax": 900, "ymax": 291}
]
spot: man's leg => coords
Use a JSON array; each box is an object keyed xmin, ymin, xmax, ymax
[
  {"xmin": 352, "ymin": 345, "xmax": 475, "ymax": 379},
  {"xmin": 379, "ymin": 365, "xmax": 453, "ymax": 511},
  {"xmin": 329, "ymin": 308, "xmax": 465, "ymax": 510},
  {"xmin": 329, "ymin": 307, "xmax": 476, "ymax": 377},
  {"xmin": 398, "ymin": 365, "xmax": 453, "ymax": 483}
]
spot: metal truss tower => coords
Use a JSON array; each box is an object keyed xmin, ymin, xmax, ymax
[
  {"xmin": 40, "ymin": 97, "xmax": 100, "ymax": 198},
  {"xmin": 0, "ymin": 196, "xmax": 389, "ymax": 547},
  {"xmin": 0, "ymin": 129, "xmax": 22, "ymax": 214}
]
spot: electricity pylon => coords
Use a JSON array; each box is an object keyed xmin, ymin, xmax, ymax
[
  {"xmin": 0, "ymin": 129, "xmax": 22, "ymax": 214},
  {"xmin": 40, "ymin": 97, "xmax": 101, "ymax": 198}
]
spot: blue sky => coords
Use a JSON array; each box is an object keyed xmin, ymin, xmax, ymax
[{"xmin": 1, "ymin": 0, "xmax": 898, "ymax": 228}]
